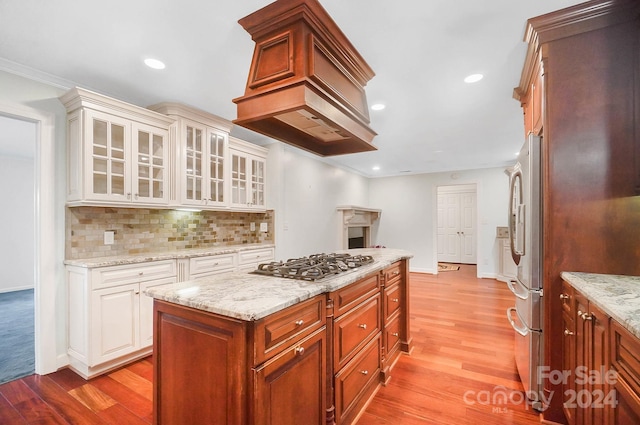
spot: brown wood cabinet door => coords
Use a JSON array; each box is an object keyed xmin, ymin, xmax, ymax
[
  {"xmin": 587, "ymin": 302, "xmax": 610, "ymax": 425},
  {"xmin": 562, "ymin": 308, "xmax": 577, "ymax": 425},
  {"xmin": 153, "ymin": 301, "xmax": 247, "ymax": 425},
  {"xmin": 253, "ymin": 327, "xmax": 326, "ymax": 425}
]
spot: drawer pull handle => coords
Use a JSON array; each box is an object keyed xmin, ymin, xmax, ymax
[
  {"xmin": 581, "ymin": 312, "xmax": 593, "ymax": 321},
  {"xmin": 559, "ymin": 294, "xmax": 569, "ymax": 300},
  {"xmin": 392, "ymin": 332, "xmax": 399, "ymax": 337},
  {"xmin": 392, "ymin": 298, "xmax": 399, "ymax": 303},
  {"xmin": 358, "ymin": 324, "xmax": 367, "ymax": 330},
  {"xmin": 138, "ymin": 272, "xmax": 144, "ymax": 276},
  {"xmin": 295, "ymin": 346, "xmax": 305, "ymax": 356},
  {"xmin": 295, "ymin": 320, "xmax": 304, "ymax": 326},
  {"xmin": 393, "ymin": 271, "xmax": 400, "ymax": 275},
  {"xmin": 360, "ymin": 370, "xmax": 368, "ymax": 376},
  {"xmin": 564, "ymin": 329, "xmax": 574, "ymax": 336}
]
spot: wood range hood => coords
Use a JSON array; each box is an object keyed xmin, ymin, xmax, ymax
[{"xmin": 232, "ymin": 0, "xmax": 377, "ymax": 157}]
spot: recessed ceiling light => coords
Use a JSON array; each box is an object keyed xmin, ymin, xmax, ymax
[
  {"xmin": 372, "ymin": 165, "xmax": 380, "ymax": 171},
  {"xmin": 464, "ymin": 74, "xmax": 483, "ymax": 83},
  {"xmin": 371, "ymin": 103, "xmax": 386, "ymax": 111},
  {"xmin": 144, "ymin": 58, "xmax": 166, "ymax": 70}
]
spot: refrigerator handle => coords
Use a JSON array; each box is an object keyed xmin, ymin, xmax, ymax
[
  {"xmin": 508, "ymin": 169, "xmax": 524, "ymax": 265},
  {"xmin": 506, "ymin": 279, "xmax": 528, "ymax": 300},
  {"xmin": 507, "ymin": 307, "xmax": 529, "ymax": 337}
]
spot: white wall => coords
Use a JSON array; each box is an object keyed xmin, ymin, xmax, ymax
[
  {"xmin": 267, "ymin": 143, "xmax": 370, "ymax": 261},
  {"xmin": 0, "ymin": 155, "xmax": 35, "ymax": 292},
  {"xmin": 369, "ymin": 167, "xmax": 511, "ymax": 277}
]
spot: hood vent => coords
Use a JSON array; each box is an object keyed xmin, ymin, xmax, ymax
[{"xmin": 232, "ymin": 0, "xmax": 377, "ymax": 156}]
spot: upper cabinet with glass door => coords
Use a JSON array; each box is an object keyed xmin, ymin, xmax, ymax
[
  {"xmin": 229, "ymin": 137, "xmax": 267, "ymax": 211},
  {"xmin": 61, "ymin": 88, "xmax": 175, "ymax": 206},
  {"xmin": 147, "ymin": 103, "xmax": 232, "ymax": 209}
]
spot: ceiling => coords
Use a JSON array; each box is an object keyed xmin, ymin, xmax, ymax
[{"xmin": 0, "ymin": 0, "xmax": 586, "ymax": 177}]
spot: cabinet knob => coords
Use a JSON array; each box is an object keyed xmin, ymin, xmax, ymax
[
  {"xmin": 294, "ymin": 319, "xmax": 304, "ymax": 326},
  {"xmin": 559, "ymin": 294, "xmax": 569, "ymax": 300},
  {"xmin": 138, "ymin": 272, "xmax": 144, "ymax": 276},
  {"xmin": 392, "ymin": 298, "xmax": 399, "ymax": 303},
  {"xmin": 360, "ymin": 370, "xmax": 368, "ymax": 376},
  {"xmin": 135, "ymin": 291, "xmax": 140, "ymax": 295},
  {"xmin": 358, "ymin": 323, "xmax": 367, "ymax": 330},
  {"xmin": 392, "ymin": 332, "xmax": 399, "ymax": 337},
  {"xmin": 564, "ymin": 329, "xmax": 574, "ymax": 336},
  {"xmin": 581, "ymin": 312, "xmax": 593, "ymax": 321},
  {"xmin": 392, "ymin": 271, "xmax": 400, "ymax": 276},
  {"xmin": 295, "ymin": 346, "xmax": 305, "ymax": 356}
]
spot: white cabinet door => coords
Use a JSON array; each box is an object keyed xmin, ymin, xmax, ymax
[
  {"xmin": 131, "ymin": 122, "xmax": 170, "ymax": 204},
  {"xmin": 139, "ymin": 277, "xmax": 178, "ymax": 347},
  {"xmin": 91, "ymin": 283, "xmax": 139, "ymax": 366},
  {"xmin": 84, "ymin": 109, "xmax": 131, "ymax": 203},
  {"xmin": 230, "ymin": 149, "xmax": 266, "ymax": 210},
  {"xmin": 180, "ymin": 120, "xmax": 229, "ymax": 208}
]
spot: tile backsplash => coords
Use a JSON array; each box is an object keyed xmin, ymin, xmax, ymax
[{"xmin": 66, "ymin": 206, "xmax": 275, "ymax": 259}]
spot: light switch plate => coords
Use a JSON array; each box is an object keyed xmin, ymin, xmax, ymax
[
  {"xmin": 260, "ymin": 222, "xmax": 268, "ymax": 232},
  {"xmin": 250, "ymin": 222, "xmax": 256, "ymax": 231}
]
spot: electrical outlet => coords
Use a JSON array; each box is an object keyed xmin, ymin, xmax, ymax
[
  {"xmin": 104, "ymin": 231, "xmax": 115, "ymax": 245},
  {"xmin": 260, "ymin": 222, "xmax": 268, "ymax": 232}
]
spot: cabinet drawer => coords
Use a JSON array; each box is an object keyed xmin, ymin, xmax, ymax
[
  {"xmin": 189, "ymin": 254, "xmax": 235, "ymax": 276},
  {"xmin": 332, "ymin": 273, "xmax": 380, "ymax": 318},
  {"xmin": 384, "ymin": 282, "xmax": 401, "ymax": 322},
  {"xmin": 384, "ymin": 262, "xmax": 402, "ymax": 285},
  {"xmin": 254, "ymin": 295, "xmax": 326, "ymax": 365},
  {"xmin": 91, "ymin": 260, "xmax": 176, "ymax": 288},
  {"xmin": 384, "ymin": 312, "xmax": 401, "ymax": 358},
  {"xmin": 334, "ymin": 295, "xmax": 381, "ymax": 371},
  {"xmin": 238, "ymin": 248, "xmax": 274, "ymax": 265},
  {"xmin": 560, "ymin": 280, "xmax": 574, "ymax": 315},
  {"xmin": 611, "ymin": 320, "xmax": 640, "ymax": 397},
  {"xmin": 334, "ymin": 334, "xmax": 381, "ymax": 425}
]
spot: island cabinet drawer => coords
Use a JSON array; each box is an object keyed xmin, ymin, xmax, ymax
[
  {"xmin": 189, "ymin": 254, "xmax": 235, "ymax": 276},
  {"xmin": 384, "ymin": 261, "xmax": 402, "ymax": 285},
  {"xmin": 384, "ymin": 312, "xmax": 401, "ymax": 358},
  {"xmin": 253, "ymin": 295, "xmax": 326, "ymax": 365},
  {"xmin": 90, "ymin": 259, "xmax": 176, "ymax": 288},
  {"xmin": 334, "ymin": 334, "xmax": 381, "ymax": 425},
  {"xmin": 334, "ymin": 294, "xmax": 381, "ymax": 372},
  {"xmin": 384, "ymin": 281, "xmax": 401, "ymax": 321},
  {"xmin": 560, "ymin": 280, "xmax": 574, "ymax": 315},
  {"xmin": 332, "ymin": 273, "xmax": 380, "ymax": 318}
]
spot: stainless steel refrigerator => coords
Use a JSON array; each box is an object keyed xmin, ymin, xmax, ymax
[{"xmin": 506, "ymin": 134, "xmax": 544, "ymax": 411}]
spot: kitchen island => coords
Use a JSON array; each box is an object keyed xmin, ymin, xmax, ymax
[{"xmin": 145, "ymin": 248, "xmax": 412, "ymax": 425}]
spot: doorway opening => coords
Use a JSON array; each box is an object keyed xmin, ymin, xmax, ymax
[
  {"xmin": 0, "ymin": 114, "xmax": 36, "ymax": 383},
  {"xmin": 436, "ymin": 184, "xmax": 477, "ymax": 266}
]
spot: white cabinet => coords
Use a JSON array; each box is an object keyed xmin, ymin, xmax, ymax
[
  {"xmin": 230, "ymin": 137, "xmax": 267, "ymax": 211},
  {"xmin": 147, "ymin": 103, "xmax": 233, "ymax": 209},
  {"xmin": 237, "ymin": 247, "xmax": 275, "ymax": 272},
  {"xmin": 66, "ymin": 259, "xmax": 177, "ymax": 378},
  {"xmin": 188, "ymin": 253, "xmax": 236, "ymax": 280},
  {"xmin": 61, "ymin": 87, "xmax": 174, "ymax": 206}
]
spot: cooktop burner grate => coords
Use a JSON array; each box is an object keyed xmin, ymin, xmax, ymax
[{"xmin": 253, "ymin": 253, "xmax": 374, "ymax": 281}]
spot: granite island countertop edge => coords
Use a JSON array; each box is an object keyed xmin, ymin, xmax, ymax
[
  {"xmin": 561, "ymin": 271, "xmax": 640, "ymax": 339},
  {"xmin": 145, "ymin": 248, "xmax": 413, "ymax": 321}
]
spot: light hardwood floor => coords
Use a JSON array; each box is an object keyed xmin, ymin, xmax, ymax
[{"xmin": 0, "ymin": 265, "xmax": 542, "ymax": 424}]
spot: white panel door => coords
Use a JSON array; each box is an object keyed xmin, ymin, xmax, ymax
[{"xmin": 437, "ymin": 188, "xmax": 477, "ymax": 264}]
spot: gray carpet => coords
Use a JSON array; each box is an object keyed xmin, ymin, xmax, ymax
[{"xmin": 0, "ymin": 289, "xmax": 35, "ymax": 384}]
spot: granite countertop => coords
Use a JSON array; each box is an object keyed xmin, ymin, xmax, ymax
[
  {"xmin": 64, "ymin": 243, "xmax": 276, "ymax": 267},
  {"xmin": 561, "ymin": 272, "xmax": 640, "ymax": 339},
  {"xmin": 144, "ymin": 248, "xmax": 413, "ymax": 321}
]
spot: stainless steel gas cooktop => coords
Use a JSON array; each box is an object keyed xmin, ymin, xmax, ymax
[{"xmin": 253, "ymin": 253, "xmax": 374, "ymax": 281}]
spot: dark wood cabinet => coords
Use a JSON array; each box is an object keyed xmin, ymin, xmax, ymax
[
  {"xmin": 515, "ymin": 1, "xmax": 640, "ymax": 421},
  {"xmin": 610, "ymin": 320, "xmax": 640, "ymax": 425},
  {"xmin": 561, "ymin": 282, "xmax": 577, "ymax": 425},
  {"xmin": 152, "ymin": 259, "xmax": 411, "ymax": 425}
]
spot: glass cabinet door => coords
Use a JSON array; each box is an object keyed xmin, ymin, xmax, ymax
[
  {"xmin": 87, "ymin": 110, "xmax": 130, "ymax": 201},
  {"xmin": 132, "ymin": 122, "xmax": 169, "ymax": 204},
  {"xmin": 207, "ymin": 131, "xmax": 226, "ymax": 205},
  {"xmin": 231, "ymin": 153, "xmax": 247, "ymax": 206},
  {"xmin": 184, "ymin": 124, "xmax": 204, "ymax": 204},
  {"xmin": 251, "ymin": 158, "xmax": 265, "ymax": 208}
]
